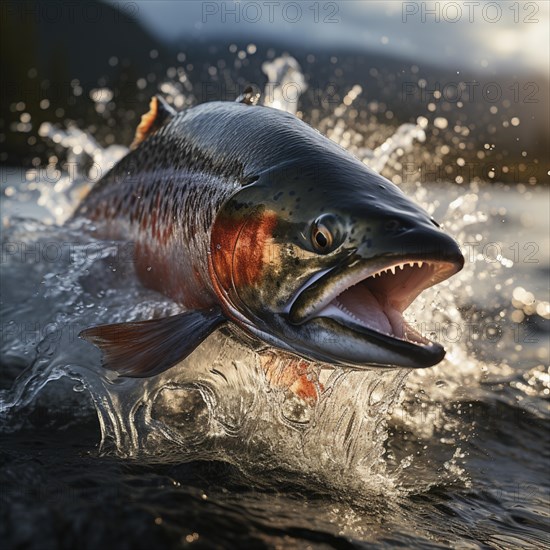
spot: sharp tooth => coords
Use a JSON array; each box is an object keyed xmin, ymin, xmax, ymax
[
  {"xmin": 409, "ymin": 261, "xmax": 414, "ymax": 268},
  {"xmin": 390, "ymin": 266, "xmax": 396, "ymax": 275},
  {"xmin": 399, "ymin": 264, "xmax": 405, "ymax": 270}
]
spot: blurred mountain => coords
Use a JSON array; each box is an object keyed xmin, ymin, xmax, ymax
[{"xmin": 1, "ymin": 0, "xmax": 548, "ymax": 184}]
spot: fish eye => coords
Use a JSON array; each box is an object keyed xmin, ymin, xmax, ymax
[
  {"xmin": 313, "ymin": 225, "xmax": 332, "ymax": 251},
  {"xmin": 311, "ymin": 214, "xmax": 342, "ymax": 254}
]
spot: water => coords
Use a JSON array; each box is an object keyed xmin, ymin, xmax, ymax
[{"xmin": 1, "ymin": 56, "xmax": 549, "ymax": 549}]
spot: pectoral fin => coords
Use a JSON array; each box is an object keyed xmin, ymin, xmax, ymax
[{"xmin": 80, "ymin": 307, "xmax": 225, "ymax": 377}]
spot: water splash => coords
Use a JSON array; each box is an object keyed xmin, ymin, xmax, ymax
[
  {"xmin": 0, "ymin": 217, "xmax": 407, "ymax": 494},
  {"xmin": 262, "ymin": 54, "xmax": 307, "ymax": 114}
]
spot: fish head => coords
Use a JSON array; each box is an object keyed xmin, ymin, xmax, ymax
[{"xmin": 210, "ymin": 157, "xmax": 464, "ymax": 369}]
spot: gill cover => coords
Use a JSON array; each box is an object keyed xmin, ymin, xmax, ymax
[{"xmin": 209, "ymin": 172, "xmax": 278, "ymax": 321}]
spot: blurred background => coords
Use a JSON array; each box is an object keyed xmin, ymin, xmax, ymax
[{"xmin": 1, "ymin": 0, "xmax": 549, "ymax": 184}]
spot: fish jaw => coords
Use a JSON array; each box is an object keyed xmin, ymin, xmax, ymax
[{"xmin": 283, "ymin": 251, "xmax": 464, "ymax": 368}]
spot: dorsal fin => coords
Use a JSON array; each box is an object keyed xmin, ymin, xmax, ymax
[
  {"xmin": 130, "ymin": 95, "xmax": 176, "ymax": 150},
  {"xmin": 236, "ymin": 86, "xmax": 261, "ymax": 106}
]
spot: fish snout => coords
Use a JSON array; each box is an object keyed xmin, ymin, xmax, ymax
[
  {"xmin": 399, "ymin": 223, "xmax": 464, "ymax": 270},
  {"xmin": 359, "ymin": 216, "xmax": 464, "ymax": 272}
]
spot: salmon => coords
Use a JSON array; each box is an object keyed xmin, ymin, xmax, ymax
[{"xmin": 75, "ymin": 90, "xmax": 463, "ymax": 383}]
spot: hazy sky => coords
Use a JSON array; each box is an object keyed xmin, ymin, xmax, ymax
[{"xmin": 106, "ymin": 0, "xmax": 550, "ymax": 74}]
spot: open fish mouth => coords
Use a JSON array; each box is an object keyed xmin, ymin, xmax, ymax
[{"xmin": 288, "ymin": 255, "xmax": 464, "ymax": 366}]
